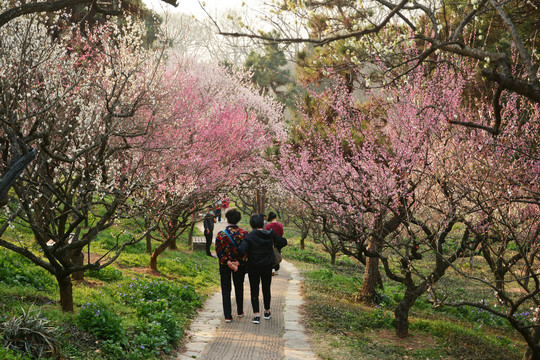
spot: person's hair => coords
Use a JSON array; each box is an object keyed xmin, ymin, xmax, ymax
[
  {"xmin": 267, "ymin": 211, "xmax": 277, "ymax": 222},
  {"xmin": 225, "ymin": 209, "xmax": 241, "ymax": 224},
  {"xmin": 250, "ymin": 214, "xmax": 265, "ymax": 229}
]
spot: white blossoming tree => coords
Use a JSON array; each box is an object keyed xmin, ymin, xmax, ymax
[{"xmin": 0, "ymin": 13, "xmax": 166, "ymax": 311}]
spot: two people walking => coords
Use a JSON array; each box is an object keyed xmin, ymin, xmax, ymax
[{"xmin": 215, "ymin": 210, "xmax": 287, "ymax": 324}]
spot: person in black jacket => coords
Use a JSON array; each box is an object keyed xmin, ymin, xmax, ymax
[
  {"xmin": 203, "ymin": 206, "xmax": 216, "ymax": 257},
  {"xmin": 238, "ymin": 214, "xmax": 287, "ymax": 324}
]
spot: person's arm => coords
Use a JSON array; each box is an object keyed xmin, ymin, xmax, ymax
[
  {"xmin": 215, "ymin": 232, "xmax": 228, "ymax": 264},
  {"xmin": 237, "ymin": 235, "xmax": 249, "ymax": 255},
  {"xmin": 273, "ymin": 233, "xmax": 287, "ymax": 250}
]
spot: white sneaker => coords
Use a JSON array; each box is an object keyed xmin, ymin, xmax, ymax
[{"xmin": 272, "ymin": 269, "xmax": 276, "ymax": 276}]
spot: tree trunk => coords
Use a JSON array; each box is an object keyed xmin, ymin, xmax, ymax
[
  {"xmin": 145, "ymin": 217, "xmax": 152, "ymax": 254},
  {"xmin": 57, "ymin": 275, "xmax": 74, "ymax": 312},
  {"xmin": 522, "ymin": 346, "xmax": 540, "ymax": 360},
  {"xmin": 330, "ymin": 251, "xmax": 336, "ymax": 265},
  {"xmin": 394, "ymin": 289, "xmax": 418, "ymax": 338},
  {"xmin": 254, "ymin": 186, "xmax": 266, "ymax": 214},
  {"xmin": 522, "ymin": 328, "xmax": 540, "ymax": 360},
  {"xmin": 300, "ymin": 228, "xmax": 307, "ymax": 250},
  {"xmin": 168, "ymin": 237, "xmax": 178, "ymax": 250},
  {"xmin": 187, "ymin": 221, "xmax": 196, "ymax": 248},
  {"xmin": 150, "ymin": 240, "xmax": 170, "ymax": 270},
  {"xmin": 358, "ymin": 237, "xmax": 381, "ymax": 302},
  {"xmin": 71, "ymin": 249, "xmax": 85, "ymax": 280}
]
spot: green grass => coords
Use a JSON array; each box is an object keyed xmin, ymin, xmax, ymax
[
  {"xmin": 283, "ymin": 232, "xmax": 525, "ymax": 360},
  {"xmin": 0, "ymin": 222, "xmax": 219, "ymax": 360},
  {"xmin": 0, "ymin": 218, "xmax": 528, "ymax": 360}
]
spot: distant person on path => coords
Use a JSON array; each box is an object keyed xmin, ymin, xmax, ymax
[
  {"xmin": 215, "ymin": 209, "xmax": 248, "ymax": 322},
  {"xmin": 265, "ymin": 211, "xmax": 284, "ymax": 276},
  {"xmin": 222, "ymin": 195, "xmax": 231, "ymax": 215},
  {"xmin": 238, "ymin": 214, "xmax": 287, "ymax": 324},
  {"xmin": 203, "ymin": 206, "xmax": 216, "ymax": 257},
  {"xmin": 215, "ymin": 200, "xmax": 223, "ymax": 222}
]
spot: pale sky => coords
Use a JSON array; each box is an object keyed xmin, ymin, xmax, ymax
[{"xmin": 142, "ymin": 0, "xmax": 261, "ymax": 18}]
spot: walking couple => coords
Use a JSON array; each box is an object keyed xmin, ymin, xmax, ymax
[{"xmin": 215, "ymin": 209, "xmax": 287, "ymax": 324}]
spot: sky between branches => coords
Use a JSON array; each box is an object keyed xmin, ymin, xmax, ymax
[{"xmin": 142, "ymin": 0, "xmax": 261, "ymax": 18}]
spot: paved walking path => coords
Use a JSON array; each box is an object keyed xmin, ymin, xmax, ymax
[{"xmin": 176, "ymin": 221, "xmax": 316, "ymax": 360}]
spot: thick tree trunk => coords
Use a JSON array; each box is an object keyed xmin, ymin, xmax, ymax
[
  {"xmin": 522, "ymin": 327, "xmax": 540, "ymax": 360},
  {"xmin": 394, "ymin": 290, "xmax": 418, "ymax": 338},
  {"xmin": 358, "ymin": 237, "xmax": 381, "ymax": 302},
  {"xmin": 168, "ymin": 237, "xmax": 178, "ymax": 250},
  {"xmin": 330, "ymin": 251, "xmax": 336, "ymax": 265},
  {"xmin": 70, "ymin": 249, "xmax": 85, "ymax": 280},
  {"xmin": 522, "ymin": 346, "xmax": 540, "ymax": 360},
  {"xmin": 57, "ymin": 275, "xmax": 74, "ymax": 312}
]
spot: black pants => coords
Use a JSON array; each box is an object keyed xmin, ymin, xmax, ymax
[
  {"xmin": 247, "ymin": 264, "xmax": 273, "ymax": 313},
  {"xmin": 274, "ymin": 248, "xmax": 281, "ymax": 271},
  {"xmin": 219, "ymin": 264, "xmax": 246, "ymax": 319},
  {"xmin": 205, "ymin": 231, "xmax": 213, "ymax": 255}
]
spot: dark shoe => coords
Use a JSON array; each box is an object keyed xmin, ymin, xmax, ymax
[
  {"xmin": 237, "ymin": 313, "xmax": 244, "ymax": 318},
  {"xmin": 252, "ymin": 316, "xmax": 260, "ymax": 324},
  {"xmin": 264, "ymin": 312, "xmax": 271, "ymax": 320}
]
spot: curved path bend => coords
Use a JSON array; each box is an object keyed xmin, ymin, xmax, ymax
[{"xmin": 176, "ymin": 222, "xmax": 316, "ymax": 360}]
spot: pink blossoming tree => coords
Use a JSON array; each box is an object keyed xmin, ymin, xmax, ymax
[
  {"xmin": 130, "ymin": 58, "xmax": 283, "ymax": 270},
  {"xmin": 276, "ymin": 53, "xmax": 540, "ymax": 356}
]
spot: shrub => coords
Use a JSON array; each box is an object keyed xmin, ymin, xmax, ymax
[
  {"xmin": 142, "ymin": 311, "xmax": 182, "ymax": 350},
  {"xmin": 0, "ymin": 306, "xmax": 58, "ymax": 359},
  {"xmin": 119, "ymin": 278, "xmax": 201, "ymax": 312},
  {"xmin": 0, "ymin": 250, "xmax": 55, "ymax": 290},
  {"xmin": 0, "ymin": 346, "xmax": 32, "ymax": 360},
  {"xmin": 87, "ymin": 267, "xmax": 123, "ymax": 282},
  {"xmin": 75, "ymin": 303, "xmax": 125, "ymax": 342}
]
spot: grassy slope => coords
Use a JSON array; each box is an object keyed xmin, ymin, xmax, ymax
[
  {"xmin": 0, "ymin": 221, "xmax": 220, "ymax": 360},
  {"xmin": 0, "ymin": 218, "xmax": 527, "ymax": 359},
  {"xmin": 281, "ymin": 227, "xmax": 525, "ymax": 360}
]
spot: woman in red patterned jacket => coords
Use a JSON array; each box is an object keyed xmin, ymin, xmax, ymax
[{"xmin": 215, "ymin": 209, "xmax": 248, "ymax": 322}]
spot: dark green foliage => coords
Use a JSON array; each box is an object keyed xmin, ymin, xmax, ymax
[
  {"xmin": 86, "ymin": 267, "xmax": 123, "ymax": 282},
  {"xmin": 0, "ymin": 250, "xmax": 55, "ymax": 291},
  {"xmin": 1, "ymin": 307, "xmax": 58, "ymax": 359},
  {"xmin": 118, "ymin": 278, "xmax": 201, "ymax": 312},
  {"xmin": 70, "ymin": 277, "xmax": 202, "ymax": 359},
  {"xmin": 244, "ymin": 33, "xmax": 301, "ymax": 108},
  {"xmin": 75, "ymin": 303, "xmax": 125, "ymax": 342},
  {"xmin": 0, "ymin": 346, "xmax": 32, "ymax": 360}
]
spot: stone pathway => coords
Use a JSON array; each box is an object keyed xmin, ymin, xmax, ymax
[{"xmin": 176, "ymin": 221, "xmax": 316, "ymax": 360}]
